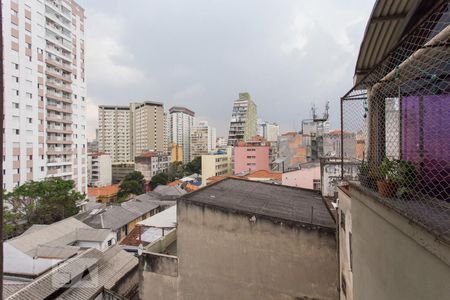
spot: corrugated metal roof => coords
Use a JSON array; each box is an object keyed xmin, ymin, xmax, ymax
[
  {"xmin": 7, "ymin": 217, "xmax": 91, "ymax": 254},
  {"xmin": 138, "ymin": 205, "xmax": 177, "ymax": 228},
  {"xmin": 354, "ymin": 0, "xmax": 428, "ymax": 84}
]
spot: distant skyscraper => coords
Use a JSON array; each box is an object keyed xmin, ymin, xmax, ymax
[
  {"xmin": 260, "ymin": 121, "xmax": 280, "ymax": 142},
  {"xmin": 190, "ymin": 121, "xmax": 216, "ymax": 160},
  {"xmin": 98, "ymin": 101, "xmax": 165, "ymax": 163},
  {"xmin": 227, "ymin": 93, "xmax": 257, "ymax": 146},
  {"xmin": 2, "ymin": 0, "xmax": 87, "ymax": 192},
  {"xmin": 216, "ymin": 137, "xmax": 228, "ymax": 148},
  {"xmin": 169, "ymin": 107, "xmax": 195, "ymax": 164}
]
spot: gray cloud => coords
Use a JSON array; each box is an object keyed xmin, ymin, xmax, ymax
[{"xmin": 78, "ymin": 0, "xmax": 373, "ymax": 139}]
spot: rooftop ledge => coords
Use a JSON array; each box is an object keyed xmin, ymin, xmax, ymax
[{"xmin": 345, "ymin": 182, "xmax": 450, "ymax": 248}]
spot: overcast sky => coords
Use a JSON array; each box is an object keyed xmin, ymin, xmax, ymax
[{"xmin": 78, "ymin": 0, "xmax": 374, "ymax": 140}]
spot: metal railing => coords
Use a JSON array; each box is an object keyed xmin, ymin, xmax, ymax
[{"xmin": 340, "ymin": 3, "xmax": 450, "ymax": 243}]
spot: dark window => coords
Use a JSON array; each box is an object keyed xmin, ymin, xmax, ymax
[{"xmin": 340, "ymin": 210, "xmax": 345, "ymax": 231}]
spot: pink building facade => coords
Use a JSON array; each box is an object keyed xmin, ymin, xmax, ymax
[
  {"xmin": 234, "ymin": 145, "xmax": 270, "ymax": 174},
  {"xmin": 282, "ymin": 163, "xmax": 321, "ymax": 190}
]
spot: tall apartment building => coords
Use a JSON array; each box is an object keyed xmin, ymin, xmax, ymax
[
  {"xmin": 169, "ymin": 106, "xmax": 195, "ymax": 164},
  {"xmin": 132, "ymin": 101, "xmax": 165, "ymax": 156},
  {"xmin": 98, "ymin": 106, "xmax": 132, "ymax": 163},
  {"xmin": 227, "ymin": 92, "xmax": 257, "ymax": 146},
  {"xmin": 2, "ymin": 0, "xmax": 87, "ymax": 193},
  {"xmin": 98, "ymin": 101, "xmax": 165, "ymax": 164},
  {"xmin": 190, "ymin": 120, "xmax": 216, "ymax": 161}
]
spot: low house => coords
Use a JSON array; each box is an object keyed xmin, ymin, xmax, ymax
[
  {"xmin": 139, "ymin": 178, "xmax": 338, "ymax": 299},
  {"xmin": 76, "ymin": 193, "xmax": 179, "ymax": 242},
  {"xmin": 121, "ymin": 205, "xmax": 177, "ymax": 252},
  {"xmin": 87, "ymin": 183, "xmax": 120, "ymax": 203},
  {"xmin": 282, "ymin": 162, "xmax": 321, "ymax": 190},
  {"xmin": 3, "ymin": 217, "xmax": 116, "ymax": 279},
  {"xmin": 4, "ymin": 246, "xmax": 139, "ymax": 300}
]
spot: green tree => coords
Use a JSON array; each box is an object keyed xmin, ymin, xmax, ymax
[
  {"xmin": 34, "ymin": 178, "xmax": 83, "ymax": 224},
  {"xmin": 4, "ymin": 178, "xmax": 84, "ymax": 229},
  {"xmin": 118, "ymin": 171, "xmax": 145, "ymax": 199},
  {"xmin": 167, "ymin": 161, "xmax": 185, "ymax": 181},
  {"xmin": 150, "ymin": 172, "xmax": 169, "ymax": 189},
  {"xmin": 184, "ymin": 156, "xmax": 202, "ymax": 175}
]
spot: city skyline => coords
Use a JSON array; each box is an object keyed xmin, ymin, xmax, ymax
[{"xmin": 78, "ymin": 0, "xmax": 374, "ymax": 139}]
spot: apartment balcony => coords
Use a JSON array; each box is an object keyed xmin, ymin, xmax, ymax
[
  {"xmin": 45, "ymin": 7, "xmax": 72, "ymax": 33},
  {"xmin": 47, "ymin": 104, "xmax": 72, "ymax": 114},
  {"xmin": 46, "ymin": 114, "xmax": 72, "ymax": 124},
  {"xmin": 47, "ymin": 125, "xmax": 73, "ymax": 134},
  {"xmin": 46, "ymin": 20, "xmax": 71, "ymax": 39},
  {"xmin": 47, "ymin": 137, "xmax": 73, "ymax": 145},
  {"xmin": 46, "ymin": 91, "xmax": 72, "ymax": 104},
  {"xmin": 47, "ymin": 158, "xmax": 72, "ymax": 167},
  {"xmin": 45, "ymin": 57, "xmax": 72, "ymax": 73},
  {"xmin": 47, "ymin": 148, "xmax": 73, "ymax": 155},
  {"xmin": 340, "ymin": 9, "xmax": 450, "ymax": 244},
  {"xmin": 47, "ymin": 80, "xmax": 73, "ymax": 94},
  {"xmin": 46, "ymin": 69, "xmax": 72, "ymax": 83},
  {"xmin": 46, "ymin": 44, "xmax": 72, "ymax": 63}
]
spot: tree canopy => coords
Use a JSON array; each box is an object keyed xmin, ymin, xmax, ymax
[
  {"xmin": 3, "ymin": 178, "xmax": 84, "ymax": 237},
  {"xmin": 184, "ymin": 156, "xmax": 201, "ymax": 175},
  {"xmin": 118, "ymin": 171, "xmax": 145, "ymax": 199},
  {"xmin": 150, "ymin": 172, "xmax": 169, "ymax": 189}
]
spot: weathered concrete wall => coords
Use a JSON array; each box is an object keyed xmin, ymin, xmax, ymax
[
  {"xmin": 350, "ymin": 185, "xmax": 450, "ymax": 300},
  {"xmin": 177, "ymin": 201, "xmax": 338, "ymax": 300},
  {"xmin": 110, "ymin": 264, "xmax": 139, "ymax": 298},
  {"xmin": 338, "ymin": 188, "xmax": 353, "ymax": 300},
  {"xmin": 139, "ymin": 252, "xmax": 178, "ymax": 300}
]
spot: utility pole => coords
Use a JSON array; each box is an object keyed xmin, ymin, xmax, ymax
[{"xmin": 0, "ymin": 0, "xmax": 5, "ymax": 296}]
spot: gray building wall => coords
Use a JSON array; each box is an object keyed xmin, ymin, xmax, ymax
[
  {"xmin": 140, "ymin": 253, "xmax": 178, "ymax": 300},
  {"xmin": 175, "ymin": 201, "xmax": 338, "ymax": 300},
  {"xmin": 346, "ymin": 185, "xmax": 450, "ymax": 300}
]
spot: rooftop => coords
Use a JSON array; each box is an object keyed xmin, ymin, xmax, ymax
[
  {"xmin": 87, "ymin": 184, "xmax": 120, "ymax": 197},
  {"xmin": 246, "ymin": 170, "xmax": 282, "ymax": 181},
  {"xmin": 169, "ymin": 106, "xmax": 195, "ymax": 116},
  {"xmin": 182, "ymin": 178, "xmax": 335, "ymax": 229}
]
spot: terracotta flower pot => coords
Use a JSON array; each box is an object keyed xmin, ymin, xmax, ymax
[{"xmin": 377, "ymin": 180, "xmax": 397, "ymax": 198}]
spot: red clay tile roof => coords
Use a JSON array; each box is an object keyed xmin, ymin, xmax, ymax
[
  {"xmin": 136, "ymin": 151, "xmax": 157, "ymax": 158},
  {"xmin": 246, "ymin": 170, "xmax": 282, "ymax": 181},
  {"xmin": 167, "ymin": 180, "xmax": 182, "ymax": 187},
  {"xmin": 185, "ymin": 183, "xmax": 200, "ymax": 192},
  {"xmin": 87, "ymin": 184, "xmax": 120, "ymax": 197}
]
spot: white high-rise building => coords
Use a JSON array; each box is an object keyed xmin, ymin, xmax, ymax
[
  {"xmin": 98, "ymin": 106, "xmax": 132, "ymax": 163},
  {"xmin": 2, "ymin": 0, "xmax": 87, "ymax": 193},
  {"xmin": 169, "ymin": 106, "xmax": 195, "ymax": 164},
  {"xmin": 260, "ymin": 121, "xmax": 280, "ymax": 142},
  {"xmin": 190, "ymin": 120, "xmax": 216, "ymax": 160},
  {"xmin": 98, "ymin": 101, "xmax": 166, "ymax": 164}
]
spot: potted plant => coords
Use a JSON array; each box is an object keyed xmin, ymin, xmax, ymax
[
  {"xmin": 377, "ymin": 158, "xmax": 417, "ymax": 198},
  {"xmin": 377, "ymin": 157, "xmax": 398, "ymax": 197},
  {"xmin": 395, "ymin": 160, "xmax": 417, "ymax": 198},
  {"xmin": 359, "ymin": 161, "xmax": 378, "ymax": 191}
]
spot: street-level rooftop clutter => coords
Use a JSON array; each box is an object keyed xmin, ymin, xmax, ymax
[
  {"xmin": 139, "ymin": 178, "xmax": 337, "ymax": 300},
  {"xmin": 121, "ymin": 205, "xmax": 177, "ymax": 250},
  {"xmin": 75, "ymin": 194, "xmax": 166, "ymax": 242},
  {"xmin": 4, "ymin": 246, "xmax": 138, "ymax": 300},
  {"xmin": 4, "ymin": 217, "xmax": 116, "ymax": 278}
]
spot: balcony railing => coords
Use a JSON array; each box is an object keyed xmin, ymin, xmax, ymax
[{"xmin": 340, "ymin": 3, "xmax": 450, "ymax": 243}]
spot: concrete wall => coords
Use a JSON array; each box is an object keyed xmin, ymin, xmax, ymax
[
  {"xmin": 140, "ymin": 252, "xmax": 178, "ymax": 300},
  {"xmin": 176, "ymin": 201, "xmax": 338, "ymax": 300},
  {"xmin": 348, "ymin": 185, "xmax": 450, "ymax": 300},
  {"xmin": 338, "ymin": 188, "xmax": 353, "ymax": 300}
]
